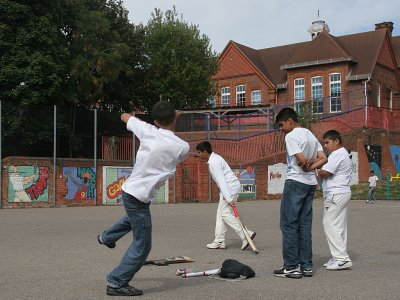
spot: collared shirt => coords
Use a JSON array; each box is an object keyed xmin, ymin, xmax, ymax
[
  {"xmin": 321, "ymin": 147, "xmax": 352, "ymax": 198},
  {"xmin": 122, "ymin": 117, "xmax": 189, "ymax": 203},
  {"xmin": 285, "ymin": 127, "xmax": 322, "ymax": 185},
  {"xmin": 207, "ymin": 152, "xmax": 240, "ymax": 202},
  {"xmin": 368, "ymin": 175, "xmax": 379, "ymax": 187}
]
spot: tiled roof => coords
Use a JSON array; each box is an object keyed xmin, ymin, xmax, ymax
[{"xmin": 229, "ymin": 29, "xmax": 393, "ymax": 86}]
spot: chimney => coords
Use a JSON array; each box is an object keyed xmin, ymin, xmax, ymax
[{"xmin": 375, "ymin": 21, "xmax": 394, "ymax": 37}]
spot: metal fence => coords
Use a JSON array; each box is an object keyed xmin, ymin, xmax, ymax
[{"xmin": 2, "ymin": 88, "xmax": 400, "ymax": 205}]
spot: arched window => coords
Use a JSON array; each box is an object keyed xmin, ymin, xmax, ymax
[
  {"xmin": 221, "ymin": 87, "xmax": 230, "ymax": 107},
  {"xmin": 236, "ymin": 85, "xmax": 246, "ymax": 106}
]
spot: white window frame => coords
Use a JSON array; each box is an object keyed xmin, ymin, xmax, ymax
[
  {"xmin": 389, "ymin": 89, "xmax": 393, "ymax": 111},
  {"xmin": 251, "ymin": 90, "xmax": 261, "ymax": 105},
  {"xmin": 329, "ymin": 73, "xmax": 342, "ymax": 113},
  {"xmin": 294, "ymin": 78, "xmax": 305, "ymax": 111},
  {"xmin": 236, "ymin": 85, "xmax": 246, "ymax": 106},
  {"xmin": 221, "ymin": 87, "xmax": 230, "ymax": 107},
  {"xmin": 311, "ymin": 76, "xmax": 323, "ymax": 114}
]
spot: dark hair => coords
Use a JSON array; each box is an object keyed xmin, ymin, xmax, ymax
[
  {"xmin": 152, "ymin": 101, "xmax": 176, "ymax": 126},
  {"xmin": 275, "ymin": 107, "xmax": 298, "ymax": 124},
  {"xmin": 196, "ymin": 141, "xmax": 212, "ymax": 154},
  {"xmin": 323, "ymin": 130, "xmax": 342, "ymax": 144},
  {"xmin": 370, "ymin": 170, "xmax": 375, "ymax": 174}
]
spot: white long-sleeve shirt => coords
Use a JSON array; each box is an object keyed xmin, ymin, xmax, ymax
[
  {"xmin": 122, "ymin": 117, "xmax": 190, "ymax": 203},
  {"xmin": 207, "ymin": 152, "xmax": 241, "ymax": 202}
]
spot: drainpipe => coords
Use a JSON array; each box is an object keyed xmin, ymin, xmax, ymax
[{"xmin": 364, "ymin": 76, "xmax": 371, "ymax": 127}]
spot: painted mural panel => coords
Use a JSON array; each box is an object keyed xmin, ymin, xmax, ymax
[
  {"xmin": 389, "ymin": 145, "xmax": 400, "ymax": 174},
  {"xmin": 102, "ymin": 166, "xmax": 132, "ymax": 205},
  {"xmin": 268, "ymin": 163, "xmax": 287, "ymax": 194},
  {"xmin": 233, "ymin": 165, "xmax": 256, "ymax": 198},
  {"xmin": 102, "ymin": 166, "xmax": 168, "ymax": 205},
  {"xmin": 8, "ymin": 166, "xmax": 49, "ymax": 202},
  {"xmin": 364, "ymin": 145, "xmax": 382, "ymax": 178},
  {"xmin": 63, "ymin": 167, "xmax": 96, "ymax": 200}
]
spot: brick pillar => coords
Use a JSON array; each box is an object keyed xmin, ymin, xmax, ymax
[
  {"xmin": 357, "ymin": 138, "xmax": 370, "ymax": 182},
  {"xmin": 380, "ymin": 133, "xmax": 395, "ymax": 177}
]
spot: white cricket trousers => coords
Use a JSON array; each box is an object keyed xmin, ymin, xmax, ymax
[
  {"xmin": 323, "ymin": 192, "xmax": 352, "ymax": 261},
  {"xmin": 214, "ymin": 194, "xmax": 246, "ymax": 243}
]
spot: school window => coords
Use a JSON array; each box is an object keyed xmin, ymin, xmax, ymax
[
  {"xmin": 221, "ymin": 87, "xmax": 230, "ymax": 106},
  {"xmin": 209, "ymin": 95, "xmax": 216, "ymax": 108},
  {"xmin": 377, "ymin": 82, "xmax": 381, "ymax": 107},
  {"xmin": 329, "ymin": 73, "xmax": 341, "ymax": 113},
  {"xmin": 236, "ymin": 85, "xmax": 246, "ymax": 106},
  {"xmin": 311, "ymin": 76, "xmax": 323, "ymax": 114},
  {"xmin": 251, "ymin": 90, "xmax": 261, "ymax": 105},
  {"xmin": 294, "ymin": 78, "xmax": 305, "ymax": 111}
]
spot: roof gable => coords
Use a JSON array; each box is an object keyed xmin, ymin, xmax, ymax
[
  {"xmin": 337, "ymin": 30, "xmax": 386, "ymax": 79},
  {"xmin": 213, "ymin": 42, "xmax": 256, "ymax": 79},
  {"xmin": 283, "ymin": 30, "xmax": 353, "ymax": 69}
]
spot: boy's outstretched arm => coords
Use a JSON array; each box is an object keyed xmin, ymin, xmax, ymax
[{"xmin": 121, "ymin": 113, "xmax": 133, "ymax": 124}]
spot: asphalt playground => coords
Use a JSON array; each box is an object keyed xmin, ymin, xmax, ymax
[{"xmin": 1, "ymin": 199, "xmax": 399, "ymax": 300}]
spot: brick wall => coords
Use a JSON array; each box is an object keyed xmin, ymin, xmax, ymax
[{"xmin": 1, "ymin": 157, "xmax": 131, "ymax": 208}]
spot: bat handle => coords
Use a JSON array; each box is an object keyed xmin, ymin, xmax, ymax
[{"xmin": 231, "ymin": 205, "xmax": 239, "ymax": 217}]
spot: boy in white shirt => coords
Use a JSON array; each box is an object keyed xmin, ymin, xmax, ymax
[
  {"xmin": 195, "ymin": 141, "xmax": 256, "ymax": 251},
  {"xmin": 367, "ymin": 170, "xmax": 379, "ymax": 204},
  {"xmin": 98, "ymin": 101, "xmax": 189, "ymax": 296},
  {"xmin": 317, "ymin": 130, "xmax": 353, "ymax": 270},
  {"xmin": 273, "ymin": 108, "xmax": 327, "ymax": 279}
]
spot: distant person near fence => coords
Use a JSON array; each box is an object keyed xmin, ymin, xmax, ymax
[{"xmin": 367, "ymin": 170, "xmax": 379, "ymax": 204}]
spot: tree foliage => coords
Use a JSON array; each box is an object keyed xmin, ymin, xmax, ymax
[
  {"xmin": 141, "ymin": 7, "xmax": 219, "ymax": 111},
  {"xmin": 0, "ymin": 1, "xmax": 219, "ymax": 157}
]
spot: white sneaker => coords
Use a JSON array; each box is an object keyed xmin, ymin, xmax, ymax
[
  {"xmin": 323, "ymin": 258, "xmax": 336, "ymax": 267},
  {"xmin": 326, "ymin": 260, "xmax": 352, "ymax": 270},
  {"xmin": 207, "ymin": 241, "xmax": 226, "ymax": 249}
]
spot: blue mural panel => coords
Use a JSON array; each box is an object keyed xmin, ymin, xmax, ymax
[{"xmin": 63, "ymin": 167, "xmax": 96, "ymax": 200}]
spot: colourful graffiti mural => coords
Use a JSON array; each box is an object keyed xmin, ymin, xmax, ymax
[
  {"xmin": 233, "ymin": 165, "xmax": 256, "ymax": 198},
  {"xmin": 63, "ymin": 167, "xmax": 96, "ymax": 200},
  {"xmin": 389, "ymin": 145, "xmax": 400, "ymax": 173},
  {"xmin": 102, "ymin": 166, "xmax": 168, "ymax": 204},
  {"xmin": 102, "ymin": 167, "xmax": 132, "ymax": 205},
  {"xmin": 365, "ymin": 145, "xmax": 382, "ymax": 179},
  {"xmin": 8, "ymin": 166, "xmax": 49, "ymax": 202}
]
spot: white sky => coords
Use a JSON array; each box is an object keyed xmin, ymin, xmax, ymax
[{"xmin": 123, "ymin": 0, "xmax": 400, "ymax": 53}]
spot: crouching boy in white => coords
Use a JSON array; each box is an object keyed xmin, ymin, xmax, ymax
[
  {"xmin": 195, "ymin": 141, "xmax": 256, "ymax": 250},
  {"xmin": 317, "ymin": 130, "xmax": 353, "ymax": 270}
]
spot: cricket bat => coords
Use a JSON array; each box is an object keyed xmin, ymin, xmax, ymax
[
  {"xmin": 181, "ymin": 269, "xmax": 220, "ymax": 278},
  {"xmin": 144, "ymin": 256, "xmax": 194, "ymax": 266},
  {"xmin": 231, "ymin": 205, "xmax": 259, "ymax": 254}
]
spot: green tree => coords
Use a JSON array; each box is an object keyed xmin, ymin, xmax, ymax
[{"xmin": 141, "ymin": 7, "xmax": 219, "ymax": 111}]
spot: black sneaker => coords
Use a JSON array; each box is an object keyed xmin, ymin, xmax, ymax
[
  {"xmin": 97, "ymin": 234, "xmax": 116, "ymax": 249},
  {"xmin": 274, "ymin": 266, "xmax": 302, "ymax": 279},
  {"xmin": 302, "ymin": 268, "xmax": 313, "ymax": 277},
  {"xmin": 106, "ymin": 285, "xmax": 143, "ymax": 296}
]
